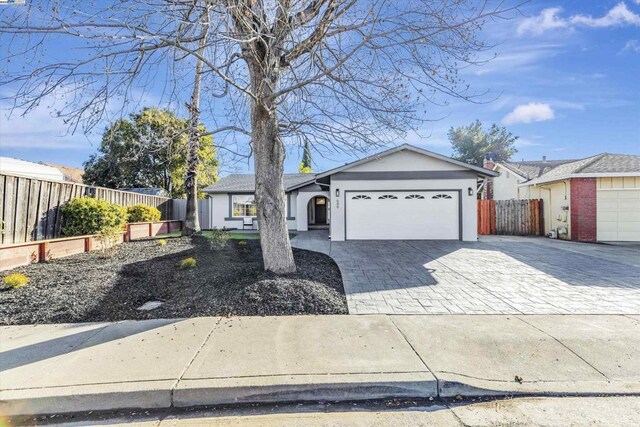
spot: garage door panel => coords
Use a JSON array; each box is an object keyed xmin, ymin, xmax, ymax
[
  {"xmin": 596, "ymin": 189, "xmax": 640, "ymax": 242},
  {"xmin": 346, "ymin": 191, "xmax": 459, "ymax": 240}
]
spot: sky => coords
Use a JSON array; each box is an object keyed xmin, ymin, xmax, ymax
[{"xmin": 1, "ymin": 0, "xmax": 639, "ymax": 175}]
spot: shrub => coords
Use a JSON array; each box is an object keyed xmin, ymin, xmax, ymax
[
  {"xmin": 209, "ymin": 229, "xmax": 230, "ymax": 250},
  {"xmin": 61, "ymin": 197, "xmax": 127, "ymax": 237},
  {"xmin": 3, "ymin": 273, "xmax": 29, "ymax": 288},
  {"xmin": 238, "ymin": 240, "xmax": 247, "ymax": 246},
  {"xmin": 180, "ymin": 257, "xmax": 197, "ymax": 269},
  {"xmin": 157, "ymin": 239, "xmax": 168, "ymax": 246},
  {"xmin": 96, "ymin": 225, "xmax": 122, "ymax": 257},
  {"xmin": 127, "ymin": 204, "xmax": 161, "ymax": 223}
]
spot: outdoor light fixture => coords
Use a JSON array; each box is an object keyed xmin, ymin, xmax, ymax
[
  {"xmin": 468, "ymin": 187, "xmax": 474, "ymax": 196},
  {"xmin": 336, "ymin": 188, "xmax": 340, "ymax": 197}
]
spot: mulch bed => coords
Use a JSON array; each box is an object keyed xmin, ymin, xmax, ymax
[{"xmin": 0, "ymin": 236, "xmax": 347, "ymax": 325}]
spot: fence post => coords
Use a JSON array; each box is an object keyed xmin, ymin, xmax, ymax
[
  {"xmin": 148, "ymin": 222, "xmax": 153, "ymax": 238},
  {"xmin": 84, "ymin": 236, "xmax": 93, "ymax": 252},
  {"xmin": 38, "ymin": 241, "xmax": 49, "ymax": 262}
]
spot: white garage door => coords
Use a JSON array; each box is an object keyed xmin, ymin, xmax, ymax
[
  {"xmin": 345, "ymin": 190, "xmax": 459, "ymax": 240},
  {"xmin": 597, "ymin": 190, "xmax": 640, "ymax": 241}
]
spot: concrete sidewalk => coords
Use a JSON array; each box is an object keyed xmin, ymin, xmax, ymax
[{"xmin": 1, "ymin": 315, "xmax": 639, "ymax": 416}]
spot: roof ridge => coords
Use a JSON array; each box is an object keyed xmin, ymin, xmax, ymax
[{"xmin": 573, "ymin": 153, "xmax": 608, "ymax": 174}]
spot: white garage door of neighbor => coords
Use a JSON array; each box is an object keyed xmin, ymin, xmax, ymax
[
  {"xmin": 345, "ymin": 190, "xmax": 460, "ymax": 240},
  {"xmin": 597, "ymin": 189, "xmax": 640, "ymax": 241}
]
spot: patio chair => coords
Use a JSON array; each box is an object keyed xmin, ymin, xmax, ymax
[{"xmin": 243, "ymin": 217, "xmax": 254, "ymax": 230}]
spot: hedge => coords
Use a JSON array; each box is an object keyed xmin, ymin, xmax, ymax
[
  {"xmin": 61, "ymin": 197, "xmax": 128, "ymax": 237},
  {"xmin": 127, "ymin": 204, "xmax": 162, "ymax": 223}
]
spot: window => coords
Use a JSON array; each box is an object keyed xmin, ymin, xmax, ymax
[
  {"xmin": 232, "ymin": 195, "xmax": 257, "ymax": 217},
  {"xmin": 405, "ymin": 194, "xmax": 425, "ymax": 199},
  {"xmin": 352, "ymin": 195, "xmax": 371, "ymax": 200},
  {"xmin": 432, "ymin": 194, "xmax": 453, "ymax": 199},
  {"xmin": 378, "ymin": 194, "xmax": 398, "ymax": 199}
]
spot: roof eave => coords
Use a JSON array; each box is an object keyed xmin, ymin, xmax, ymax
[
  {"xmin": 523, "ymin": 172, "xmax": 640, "ymax": 187},
  {"xmin": 494, "ymin": 162, "xmax": 528, "ymax": 181},
  {"xmin": 315, "ymin": 143, "xmax": 499, "ymax": 178}
]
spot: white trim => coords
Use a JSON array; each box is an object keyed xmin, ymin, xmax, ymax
[
  {"xmin": 493, "ymin": 162, "xmax": 527, "ymax": 181},
  {"xmin": 597, "ymin": 188, "xmax": 640, "ymax": 191},
  {"xmin": 527, "ymin": 172, "xmax": 640, "ymax": 186}
]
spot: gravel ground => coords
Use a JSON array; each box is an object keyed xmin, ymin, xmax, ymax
[{"xmin": 0, "ymin": 236, "xmax": 347, "ymax": 325}]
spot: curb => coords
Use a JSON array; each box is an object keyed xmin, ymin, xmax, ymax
[
  {"xmin": 4, "ymin": 374, "xmax": 640, "ymax": 417},
  {"xmin": 0, "ymin": 373, "xmax": 438, "ymax": 417}
]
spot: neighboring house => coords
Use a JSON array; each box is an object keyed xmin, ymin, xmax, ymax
[
  {"xmin": 122, "ymin": 187, "xmax": 170, "ymax": 197},
  {"xmin": 0, "ymin": 157, "xmax": 86, "ymax": 184},
  {"xmin": 42, "ymin": 163, "xmax": 84, "ymax": 184},
  {"xmin": 0, "ymin": 157, "xmax": 66, "ymax": 181},
  {"xmin": 203, "ymin": 144, "xmax": 498, "ymax": 241},
  {"xmin": 483, "ymin": 154, "xmax": 640, "ymax": 242}
]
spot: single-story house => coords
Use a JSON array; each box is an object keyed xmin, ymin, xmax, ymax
[
  {"xmin": 482, "ymin": 154, "xmax": 640, "ymax": 242},
  {"xmin": 203, "ymin": 144, "xmax": 498, "ymax": 241}
]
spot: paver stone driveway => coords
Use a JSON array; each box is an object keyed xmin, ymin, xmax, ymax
[{"xmin": 292, "ymin": 231, "xmax": 640, "ymax": 314}]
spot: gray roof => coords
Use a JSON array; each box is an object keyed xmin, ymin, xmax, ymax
[
  {"xmin": 579, "ymin": 153, "xmax": 640, "ymax": 173},
  {"xmin": 501, "ymin": 159, "xmax": 579, "ymax": 180},
  {"xmin": 524, "ymin": 153, "xmax": 640, "ymax": 185},
  {"xmin": 203, "ymin": 173, "xmax": 316, "ymax": 193},
  {"xmin": 121, "ymin": 187, "xmax": 170, "ymax": 197}
]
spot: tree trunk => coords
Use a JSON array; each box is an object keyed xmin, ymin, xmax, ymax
[
  {"xmin": 183, "ymin": 99, "xmax": 201, "ymax": 235},
  {"xmin": 182, "ymin": 11, "xmax": 208, "ymax": 236},
  {"xmin": 252, "ymin": 102, "xmax": 296, "ymax": 273}
]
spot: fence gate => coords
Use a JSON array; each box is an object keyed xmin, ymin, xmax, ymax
[{"xmin": 478, "ymin": 199, "xmax": 544, "ymax": 236}]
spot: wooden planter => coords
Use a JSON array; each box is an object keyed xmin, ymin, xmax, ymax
[{"xmin": 0, "ymin": 220, "xmax": 182, "ymax": 271}]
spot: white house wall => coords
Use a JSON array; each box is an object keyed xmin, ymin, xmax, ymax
[
  {"xmin": 347, "ymin": 149, "xmax": 467, "ymax": 172},
  {"xmin": 524, "ymin": 181, "xmax": 571, "ymax": 238},
  {"xmin": 492, "ymin": 165, "xmax": 522, "ymax": 200}
]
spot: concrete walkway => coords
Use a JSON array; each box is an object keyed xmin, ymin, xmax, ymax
[
  {"xmin": 291, "ymin": 231, "xmax": 640, "ymax": 315},
  {"xmin": 2, "ymin": 315, "xmax": 639, "ymax": 416}
]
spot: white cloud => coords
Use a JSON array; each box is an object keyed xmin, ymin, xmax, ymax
[
  {"xmin": 518, "ymin": 3, "xmax": 640, "ymax": 36},
  {"xmin": 502, "ymin": 103, "xmax": 555, "ymax": 125},
  {"xmin": 0, "ymin": 100, "xmax": 95, "ymax": 150},
  {"xmin": 622, "ymin": 39, "xmax": 640, "ymax": 52}
]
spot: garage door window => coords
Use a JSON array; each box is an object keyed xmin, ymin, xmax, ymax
[
  {"xmin": 432, "ymin": 194, "xmax": 453, "ymax": 199},
  {"xmin": 405, "ymin": 194, "xmax": 425, "ymax": 199},
  {"xmin": 352, "ymin": 195, "xmax": 371, "ymax": 200},
  {"xmin": 378, "ymin": 194, "xmax": 398, "ymax": 199}
]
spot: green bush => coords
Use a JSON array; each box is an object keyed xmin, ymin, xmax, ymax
[
  {"xmin": 127, "ymin": 204, "xmax": 161, "ymax": 223},
  {"xmin": 180, "ymin": 257, "xmax": 197, "ymax": 269},
  {"xmin": 3, "ymin": 273, "xmax": 29, "ymax": 288},
  {"xmin": 209, "ymin": 229, "xmax": 230, "ymax": 250},
  {"xmin": 61, "ymin": 197, "xmax": 127, "ymax": 237},
  {"xmin": 96, "ymin": 225, "xmax": 122, "ymax": 257}
]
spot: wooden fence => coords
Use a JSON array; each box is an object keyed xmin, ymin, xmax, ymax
[
  {"xmin": 478, "ymin": 199, "xmax": 544, "ymax": 236},
  {"xmin": 0, "ymin": 174, "xmax": 173, "ymax": 245},
  {"xmin": 0, "ymin": 220, "xmax": 182, "ymax": 271}
]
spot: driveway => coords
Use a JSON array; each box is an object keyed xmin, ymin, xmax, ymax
[{"xmin": 292, "ymin": 231, "xmax": 640, "ymax": 315}]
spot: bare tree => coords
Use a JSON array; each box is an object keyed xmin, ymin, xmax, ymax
[
  {"xmin": 183, "ymin": 5, "xmax": 211, "ymax": 236},
  {"xmin": 0, "ymin": 0, "xmax": 515, "ymax": 273}
]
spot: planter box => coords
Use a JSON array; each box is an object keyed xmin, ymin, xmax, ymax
[{"xmin": 0, "ymin": 221, "xmax": 182, "ymax": 272}]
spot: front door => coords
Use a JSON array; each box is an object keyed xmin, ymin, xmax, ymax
[{"xmin": 314, "ymin": 197, "xmax": 327, "ymax": 224}]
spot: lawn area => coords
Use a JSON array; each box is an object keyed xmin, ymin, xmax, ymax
[
  {"xmin": 153, "ymin": 231, "xmax": 296, "ymax": 240},
  {"xmin": 0, "ymin": 235, "xmax": 345, "ymax": 325}
]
